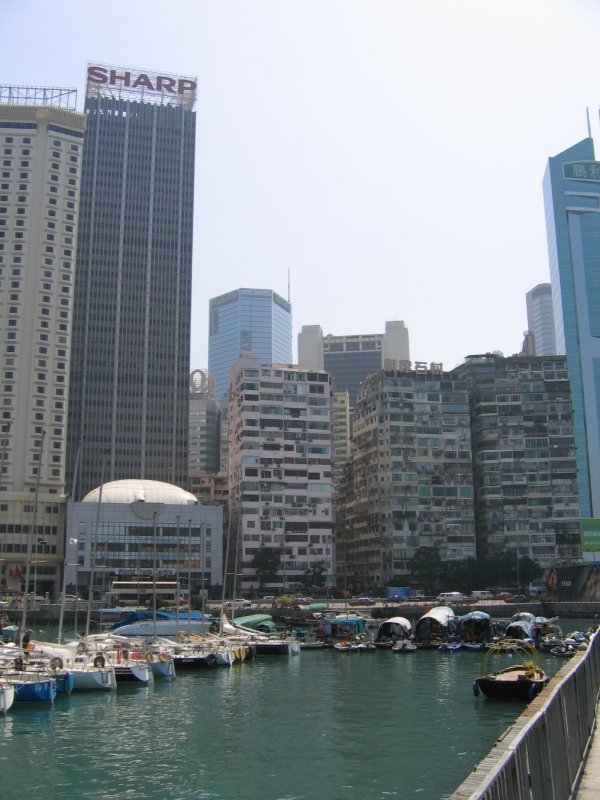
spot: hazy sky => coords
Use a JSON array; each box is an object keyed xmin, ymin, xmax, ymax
[{"xmin": 3, "ymin": 0, "xmax": 600, "ymax": 371}]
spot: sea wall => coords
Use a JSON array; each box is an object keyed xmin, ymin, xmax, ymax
[{"xmin": 451, "ymin": 628, "xmax": 600, "ymax": 799}]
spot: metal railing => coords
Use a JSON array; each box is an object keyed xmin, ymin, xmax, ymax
[{"xmin": 451, "ymin": 627, "xmax": 600, "ymax": 799}]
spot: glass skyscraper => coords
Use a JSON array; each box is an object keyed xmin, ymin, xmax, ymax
[
  {"xmin": 208, "ymin": 288, "xmax": 293, "ymax": 399},
  {"xmin": 544, "ymin": 137, "xmax": 600, "ymax": 548},
  {"xmin": 67, "ymin": 65, "xmax": 196, "ymax": 499}
]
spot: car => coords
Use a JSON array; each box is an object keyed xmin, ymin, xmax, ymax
[
  {"xmin": 292, "ymin": 597, "xmax": 314, "ymax": 606},
  {"xmin": 506, "ymin": 594, "xmax": 529, "ymax": 604},
  {"xmin": 225, "ymin": 598, "xmax": 251, "ymax": 608},
  {"xmin": 64, "ymin": 594, "xmax": 83, "ymax": 602},
  {"xmin": 495, "ymin": 592, "xmax": 514, "ymax": 602},
  {"xmin": 261, "ymin": 595, "xmax": 276, "ymax": 603},
  {"xmin": 349, "ymin": 597, "xmax": 375, "ymax": 606}
]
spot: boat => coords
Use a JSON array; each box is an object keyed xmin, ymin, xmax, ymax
[
  {"xmin": 26, "ymin": 639, "xmax": 117, "ymax": 691},
  {"xmin": 391, "ymin": 639, "xmax": 417, "ymax": 653},
  {"xmin": 0, "ymin": 679, "xmax": 15, "ymax": 713},
  {"xmin": 111, "ymin": 610, "xmax": 214, "ymax": 639},
  {"xmin": 4, "ymin": 668, "xmax": 57, "ymax": 703},
  {"xmin": 438, "ymin": 640, "xmax": 462, "ymax": 652},
  {"xmin": 333, "ymin": 640, "xmax": 376, "ymax": 653},
  {"xmin": 374, "ymin": 616, "xmax": 412, "ymax": 648},
  {"xmin": 503, "ymin": 619, "xmax": 535, "ymax": 643},
  {"xmin": 315, "ymin": 613, "xmax": 369, "ymax": 645},
  {"xmin": 473, "ymin": 639, "xmax": 549, "ymax": 701},
  {"xmin": 414, "ymin": 606, "xmax": 457, "ymax": 647},
  {"xmin": 457, "ymin": 611, "xmax": 493, "ymax": 649}
]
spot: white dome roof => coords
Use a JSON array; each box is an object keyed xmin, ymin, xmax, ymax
[{"xmin": 82, "ymin": 479, "xmax": 197, "ymax": 505}]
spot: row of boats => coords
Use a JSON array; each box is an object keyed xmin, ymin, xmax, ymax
[{"xmin": 0, "ymin": 613, "xmax": 302, "ymax": 714}]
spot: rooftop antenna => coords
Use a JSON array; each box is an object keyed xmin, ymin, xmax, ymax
[{"xmin": 586, "ymin": 107, "xmax": 592, "ymax": 138}]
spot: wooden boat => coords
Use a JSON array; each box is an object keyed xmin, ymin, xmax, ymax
[{"xmin": 473, "ymin": 639, "xmax": 548, "ymax": 701}]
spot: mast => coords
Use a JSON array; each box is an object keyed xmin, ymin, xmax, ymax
[
  {"xmin": 20, "ymin": 429, "xmax": 46, "ymax": 647},
  {"xmin": 85, "ymin": 451, "xmax": 107, "ymax": 638}
]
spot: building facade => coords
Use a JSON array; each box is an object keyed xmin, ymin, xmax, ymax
[
  {"xmin": 544, "ymin": 138, "xmax": 600, "ymax": 555},
  {"xmin": 188, "ymin": 369, "xmax": 220, "ymax": 476},
  {"xmin": 336, "ymin": 365, "xmax": 476, "ymax": 591},
  {"xmin": 526, "ymin": 283, "xmax": 557, "ymax": 356},
  {"xmin": 208, "ymin": 288, "xmax": 293, "ymax": 400},
  {"xmin": 0, "ymin": 87, "xmax": 86, "ymax": 597},
  {"xmin": 66, "ymin": 479, "xmax": 223, "ymax": 598},
  {"xmin": 453, "ymin": 354, "xmax": 580, "ymax": 567},
  {"xmin": 228, "ymin": 355, "xmax": 335, "ymax": 594},
  {"xmin": 67, "ymin": 64, "xmax": 196, "ymax": 500},
  {"xmin": 298, "ymin": 320, "xmax": 410, "ymax": 409}
]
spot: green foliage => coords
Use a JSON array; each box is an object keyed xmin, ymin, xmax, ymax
[
  {"xmin": 303, "ymin": 560, "xmax": 327, "ymax": 589},
  {"xmin": 251, "ymin": 547, "xmax": 281, "ymax": 588}
]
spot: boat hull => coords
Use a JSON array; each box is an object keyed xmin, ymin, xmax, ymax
[
  {"xmin": 71, "ymin": 667, "xmax": 117, "ymax": 691},
  {"xmin": 12, "ymin": 677, "xmax": 57, "ymax": 703},
  {"xmin": 475, "ymin": 668, "xmax": 548, "ymax": 701},
  {"xmin": 1, "ymin": 683, "xmax": 15, "ymax": 713}
]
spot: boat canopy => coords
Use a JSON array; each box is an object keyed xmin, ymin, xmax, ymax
[
  {"xmin": 512, "ymin": 611, "xmax": 535, "ymax": 623},
  {"xmin": 112, "ymin": 610, "xmax": 211, "ymax": 630},
  {"xmin": 318, "ymin": 614, "xmax": 367, "ymax": 638},
  {"xmin": 375, "ymin": 617, "xmax": 412, "ymax": 642},
  {"xmin": 414, "ymin": 606, "xmax": 456, "ymax": 642},
  {"xmin": 231, "ymin": 614, "xmax": 278, "ymax": 633},
  {"xmin": 457, "ymin": 611, "xmax": 492, "ymax": 643},
  {"xmin": 504, "ymin": 619, "xmax": 533, "ymax": 640}
]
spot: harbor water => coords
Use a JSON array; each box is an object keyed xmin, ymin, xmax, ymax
[{"xmin": 0, "ymin": 620, "xmax": 591, "ymax": 800}]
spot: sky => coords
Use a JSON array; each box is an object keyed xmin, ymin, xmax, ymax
[{"xmin": 3, "ymin": 0, "xmax": 600, "ymax": 372}]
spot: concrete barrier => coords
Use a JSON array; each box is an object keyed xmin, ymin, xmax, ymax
[{"xmin": 451, "ymin": 627, "xmax": 600, "ymax": 799}]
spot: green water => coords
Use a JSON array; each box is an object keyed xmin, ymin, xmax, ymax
[{"xmin": 0, "ymin": 621, "xmax": 590, "ymax": 800}]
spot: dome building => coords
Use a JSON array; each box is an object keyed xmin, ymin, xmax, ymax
[{"xmin": 66, "ymin": 479, "xmax": 223, "ymax": 603}]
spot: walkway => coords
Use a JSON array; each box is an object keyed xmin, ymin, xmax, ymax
[{"xmin": 576, "ymin": 700, "xmax": 600, "ymax": 798}]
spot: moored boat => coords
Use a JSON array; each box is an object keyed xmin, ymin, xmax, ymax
[
  {"xmin": 1, "ymin": 679, "xmax": 15, "ymax": 713},
  {"xmin": 473, "ymin": 639, "xmax": 549, "ymax": 701}
]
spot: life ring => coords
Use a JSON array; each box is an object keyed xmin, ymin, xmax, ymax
[
  {"xmin": 158, "ymin": 652, "xmax": 170, "ymax": 663},
  {"xmin": 205, "ymin": 653, "xmax": 218, "ymax": 667},
  {"xmin": 93, "ymin": 654, "xmax": 106, "ymax": 668},
  {"xmin": 50, "ymin": 656, "xmax": 63, "ymax": 671}
]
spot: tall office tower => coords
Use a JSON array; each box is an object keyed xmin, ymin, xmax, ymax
[
  {"xmin": 544, "ymin": 138, "xmax": 600, "ymax": 554},
  {"xmin": 188, "ymin": 369, "xmax": 220, "ymax": 476},
  {"xmin": 228, "ymin": 354, "xmax": 335, "ymax": 594},
  {"xmin": 453, "ymin": 354, "xmax": 580, "ymax": 567},
  {"xmin": 335, "ymin": 364, "xmax": 476, "ymax": 591},
  {"xmin": 332, "ymin": 390, "xmax": 351, "ymax": 486},
  {"xmin": 298, "ymin": 320, "xmax": 410, "ymax": 408},
  {"xmin": 0, "ymin": 87, "xmax": 86, "ymax": 597},
  {"xmin": 526, "ymin": 283, "xmax": 557, "ymax": 356},
  {"xmin": 67, "ymin": 64, "xmax": 196, "ymax": 500},
  {"xmin": 208, "ymin": 288, "xmax": 293, "ymax": 400}
]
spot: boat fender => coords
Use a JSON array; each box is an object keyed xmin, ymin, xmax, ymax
[
  {"xmin": 145, "ymin": 652, "xmax": 153, "ymax": 665},
  {"xmin": 50, "ymin": 656, "xmax": 63, "ymax": 671},
  {"xmin": 528, "ymin": 683, "xmax": 538, "ymax": 701},
  {"xmin": 158, "ymin": 652, "xmax": 170, "ymax": 663},
  {"xmin": 93, "ymin": 654, "xmax": 106, "ymax": 669},
  {"xmin": 472, "ymin": 681, "xmax": 480, "ymax": 697},
  {"xmin": 206, "ymin": 653, "xmax": 218, "ymax": 667}
]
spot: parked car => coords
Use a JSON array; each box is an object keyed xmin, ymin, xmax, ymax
[
  {"xmin": 261, "ymin": 595, "xmax": 276, "ymax": 603},
  {"xmin": 506, "ymin": 594, "xmax": 529, "ymax": 604},
  {"xmin": 349, "ymin": 597, "xmax": 375, "ymax": 606},
  {"xmin": 225, "ymin": 598, "xmax": 251, "ymax": 608},
  {"xmin": 292, "ymin": 597, "xmax": 314, "ymax": 607},
  {"xmin": 495, "ymin": 592, "xmax": 514, "ymax": 602}
]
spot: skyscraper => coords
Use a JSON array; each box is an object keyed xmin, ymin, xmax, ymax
[
  {"xmin": 0, "ymin": 86, "xmax": 86, "ymax": 596},
  {"xmin": 543, "ymin": 138, "xmax": 600, "ymax": 548},
  {"xmin": 298, "ymin": 320, "xmax": 410, "ymax": 408},
  {"xmin": 208, "ymin": 288, "xmax": 292, "ymax": 399},
  {"xmin": 525, "ymin": 283, "xmax": 557, "ymax": 356},
  {"xmin": 67, "ymin": 64, "xmax": 196, "ymax": 500}
]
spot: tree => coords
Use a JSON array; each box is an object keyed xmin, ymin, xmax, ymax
[
  {"xmin": 409, "ymin": 547, "xmax": 443, "ymax": 593},
  {"xmin": 303, "ymin": 560, "xmax": 328, "ymax": 590},
  {"xmin": 251, "ymin": 547, "xmax": 281, "ymax": 588}
]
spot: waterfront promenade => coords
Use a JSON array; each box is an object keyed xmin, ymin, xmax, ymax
[{"xmin": 576, "ymin": 699, "xmax": 600, "ymax": 799}]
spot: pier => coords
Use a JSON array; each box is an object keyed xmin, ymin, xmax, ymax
[{"xmin": 451, "ymin": 626, "xmax": 600, "ymax": 799}]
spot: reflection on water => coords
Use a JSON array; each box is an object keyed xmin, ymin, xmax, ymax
[{"xmin": 0, "ymin": 619, "xmax": 593, "ymax": 799}]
